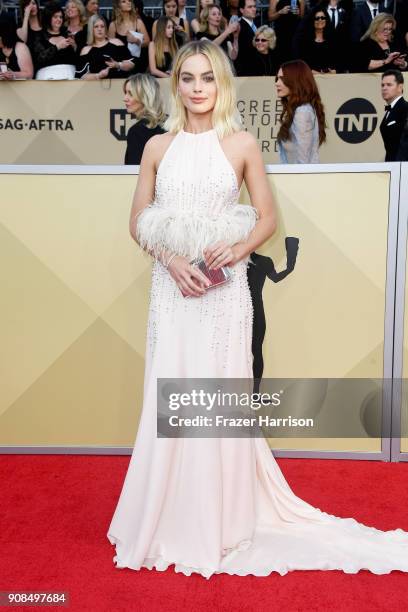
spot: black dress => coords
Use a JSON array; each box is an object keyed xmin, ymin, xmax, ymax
[
  {"xmin": 32, "ymin": 30, "xmax": 77, "ymax": 71},
  {"xmin": 75, "ymin": 41, "xmax": 133, "ymax": 78},
  {"xmin": 299, "ymin": 38, "xmax": 337, "ymax": 72},
  {"xmin": 113, "ymin": 31, "xmax": 144, "ymax": 73},
  {"xmin": 156, "ymin": 50, "xmax": 173, "ymax": 73},
  {"xmin": 16, "ymin": 24, "xmax": 42, "ymax": 48},
  {"xmin": 72, "ymin": 28, "xmax": 87, "ymax": 53},
  {"xmin": 274, "ymin": 0, "xmax": 302, "ymax": 64},
  {"xmin": 124, "ymin": 118, "xmax": 165, "ymax": 165},
  {"xmin": 358, "ymin": 38, "xmax": 404, "ymax": 72},
  {"xmin": 246, "ymin": 49, "xmax": 278, "ymax": 76},
  {"xmin": 0, "ymin": 46, "xmax": 20, "ymax": 72}
]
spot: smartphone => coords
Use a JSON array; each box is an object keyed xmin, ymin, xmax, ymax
[
  {"xmin": 0, "ymin": 62, "xmax": 7, "ymax": 73},
  {"xmin": 229, "ymin": 15, "xmax": 239, "ymax": 24}
]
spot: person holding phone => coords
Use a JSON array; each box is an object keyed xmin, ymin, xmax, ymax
[
  {"xmin": 195, "ymin": 4, "xmax": 240, "ymax": 60},
  {"xmin": 267, "ymin": 0, "xmax": 305, "ymax": 65},
  {"xmin": 32, "ymin": 1, "xmax": 77, "ymax": 79},
  {"xmin": 0, "ymin": 19, "xmax": 34, "ymax": 79},
  {"xmin": 76, "ymin": 14, "xmax": 135, "ymax": 80},
  {"xmin": 358, "ymin": 13, "xmax": 408, "ymax": 73}
]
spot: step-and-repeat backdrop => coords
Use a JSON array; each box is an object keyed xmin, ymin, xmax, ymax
[
  {"xmin": 0, "ymin": 74, "xmax": 387, "ymax": 165},
  {"xmin": 1, "ymin": 166, "xmax": 398, "ymax": 456}
]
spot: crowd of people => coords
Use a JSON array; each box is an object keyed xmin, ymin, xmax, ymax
[{"xmin": 0, "ymin": 0, "xmax": 408, "ymax": 80}]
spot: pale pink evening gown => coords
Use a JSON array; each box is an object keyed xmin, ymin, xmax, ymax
[{"xmin": 107, "ymin": 128, "xmax": 408, "ymax": 579}]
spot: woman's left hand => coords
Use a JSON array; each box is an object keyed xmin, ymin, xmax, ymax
[
  {"xmin": 127, "ymin": 31, "xmax": 141, "ymax": 44},
  {"xmin": 105, "ymin": 58, "xmax": 120, "ymax": 69},
  {"xmin": 0, "ymin": 70, "xmax": 14, "ymax": 80},
  {"xmin": 203, "ymin": 241, "xmax": 239, "ymax": 269}
]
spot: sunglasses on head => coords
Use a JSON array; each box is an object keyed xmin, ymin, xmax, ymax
[
  {"xmin": 314, "ymin": 15, "xmax": 326, "ymax": 20},
  {"xmin": 255, "ymin": 38, "xmax": 267, "ymax": 42}
]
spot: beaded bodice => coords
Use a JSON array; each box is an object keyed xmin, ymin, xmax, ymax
[{"xmin": 154, "ymin": 128, "xmax": 240, "ymax": 215}]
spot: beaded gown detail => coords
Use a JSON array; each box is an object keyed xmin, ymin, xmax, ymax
[{"xmin": 107, "ymin": 129, "xmax": 408, "ymax": 579}]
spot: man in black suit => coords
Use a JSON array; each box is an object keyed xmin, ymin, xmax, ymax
[
  {"xmin": 379, "ymin": 69, "xmax": 408, "ymax": 161},
  {"xmin": 235, "ymin": 0, "xmax": 259, "ymax": 76},
  {"xmin": 350, "ymin": 0, "xmax": 390, "ymax": 43}
]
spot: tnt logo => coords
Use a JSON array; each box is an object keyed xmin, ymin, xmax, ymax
[
  {"xmin": 334, "ymin": 98, "xmax": 378, "ymax": 144},
  {"xmin": 110, "ymin": 109, "xmax": 135, "ymax": 140}
]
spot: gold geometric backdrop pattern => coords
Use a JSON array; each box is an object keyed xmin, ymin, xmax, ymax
[{"xmin": 0, "ymin": 172, "xmax": 389, "ymax": 450}]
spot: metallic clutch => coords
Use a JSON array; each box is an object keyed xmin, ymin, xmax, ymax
[{"xmin": 181, "ymin": 257, "xmax": 232, "ymax": 297}]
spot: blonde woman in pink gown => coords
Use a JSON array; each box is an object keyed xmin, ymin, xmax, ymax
[{"xmin": 107, "ymin": 39, "xmax": 408, "ymax": 578}]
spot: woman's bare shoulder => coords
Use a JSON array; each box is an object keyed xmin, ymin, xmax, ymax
[
  {"xmin": 224, "ymin": 129, "xmax": 259, "ymax": 158},
  {"xmin": 144, "ymin": 131, "xmax": 178, "ymax": 170},
  {"xmin": 233, "ymin": 129, "xmax": 258, "ymax": 147},
  {"xmin": 109, "ymin": 37, "xmax": 124, "ymax": 46}
]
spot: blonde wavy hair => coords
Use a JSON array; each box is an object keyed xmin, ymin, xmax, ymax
[
  {"xmin": 123, "ymin": 74, "xmax": 167, "ymax": 128},
  {"xmin": 198, "ymin": 4, "xmax": 224, "ymax": 34},
  {"xmin": 253, "ymin": 25, "xmax": 276, "ymax": 50},
  {"xmin": 163, "ymin": 39, "xmax": 242, "ymax": 138},
  {"xmin": 64, "ymin": 0, "xmax": 87, "ymax": 27},
  {"xmin": 361, "ymin": 13, "xmax": 396, "ymax": 42},
  {"xmin": 111, "ymin": 0, "xmax": 138, "ymax": 27}
]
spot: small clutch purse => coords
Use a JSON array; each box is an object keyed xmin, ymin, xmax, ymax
[{"xmin": 181, "ymin": 257, "xmax": 232, "ymax": 297}]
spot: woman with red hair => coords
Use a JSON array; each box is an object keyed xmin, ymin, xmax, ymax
[{"xmin": 275, "ymin": 59, "xmax": 326, "ymax": 164}]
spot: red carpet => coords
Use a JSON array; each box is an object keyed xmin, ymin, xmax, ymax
[{"xmin": 0, "ymin": 455, "xmax": 407, "ymax": 612}]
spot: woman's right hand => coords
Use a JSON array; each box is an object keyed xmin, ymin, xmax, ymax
[
  {"xmin": 279, "ymin": 5, "xmax": 291, "ymax": 15},
  {"xmin": 386, "ymin": 52, "xmax": 401, "ymax": 64},
  {"xmin": 227, "ymin": 21, "xmax": 239, "ymax": 35},
  {"xmin": 167, "ymin": 256, "xmax": 211, "ymax": 297},
  {"xmin": 24, "ymin": 3, "xmax": 34, "ymax": 18},
  {"xmin": 55, "ymin": 38, "xmax": 71, "ymax": 49}
]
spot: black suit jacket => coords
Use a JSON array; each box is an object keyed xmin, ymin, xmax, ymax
[
  {"xmin": 351, "ymin": 2, "xmax": 389, "ymax": 43},
  {"xmin": 396, "ymin": 118, "xmax": 408, "ymax": 161},
  {"xmin": 235, "ymin": 17, "xmax": 258, "ymax": 76},
  {"xmin": 379, "ymin": 97, "xmax": 408, "ymax": 161}
]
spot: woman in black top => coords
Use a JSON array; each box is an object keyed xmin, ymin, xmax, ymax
[
  {"xmin": 358, "ymin": 13, "xmax": 407, "ymax": 73},
  {"xmin": 17, "ymin": 0, "xmax": 42, "ymax": 49},
  {"xmin": 65, "ymin": 0, "xmax": 88, "ymax": 53},
  {"xmin": 293, "ymin": 6, "xmax": 337, "ymax": 73},
  {"xmin": 76, "ymin": 15, "xmax": 135, "ymax": 79},
  {"xmin": 123, "ymin": 73, "xmax": 166, "ymax": 165},
  {"xmin": 195, "ymin": 4, "xmax": 238, "ymax": 61},
  {"xmin": 247, "ymin": 25, "xmax": 278, "ymax": 76},
  {"xmin": 0, "ymin": 19, "xmax": 34, "ymax": 79},
  {"xmin": 268, "ymin": 0, "xmax": 305, "ymax": 64},
  {"xmin": 108, "ymin": 0, "xmax": 150, "ymax": 73},
  {"xmin": 148, "ymin": 16, "xmax": 178, "ymax": 77},
  {"xmin": 32, "ymin": 1, "xmax": 77, "ymax": 78}
]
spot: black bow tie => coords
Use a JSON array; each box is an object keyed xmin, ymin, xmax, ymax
[{"xmin": 385, "ymin": 105, "xmax": 392, "ymax": 111}]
